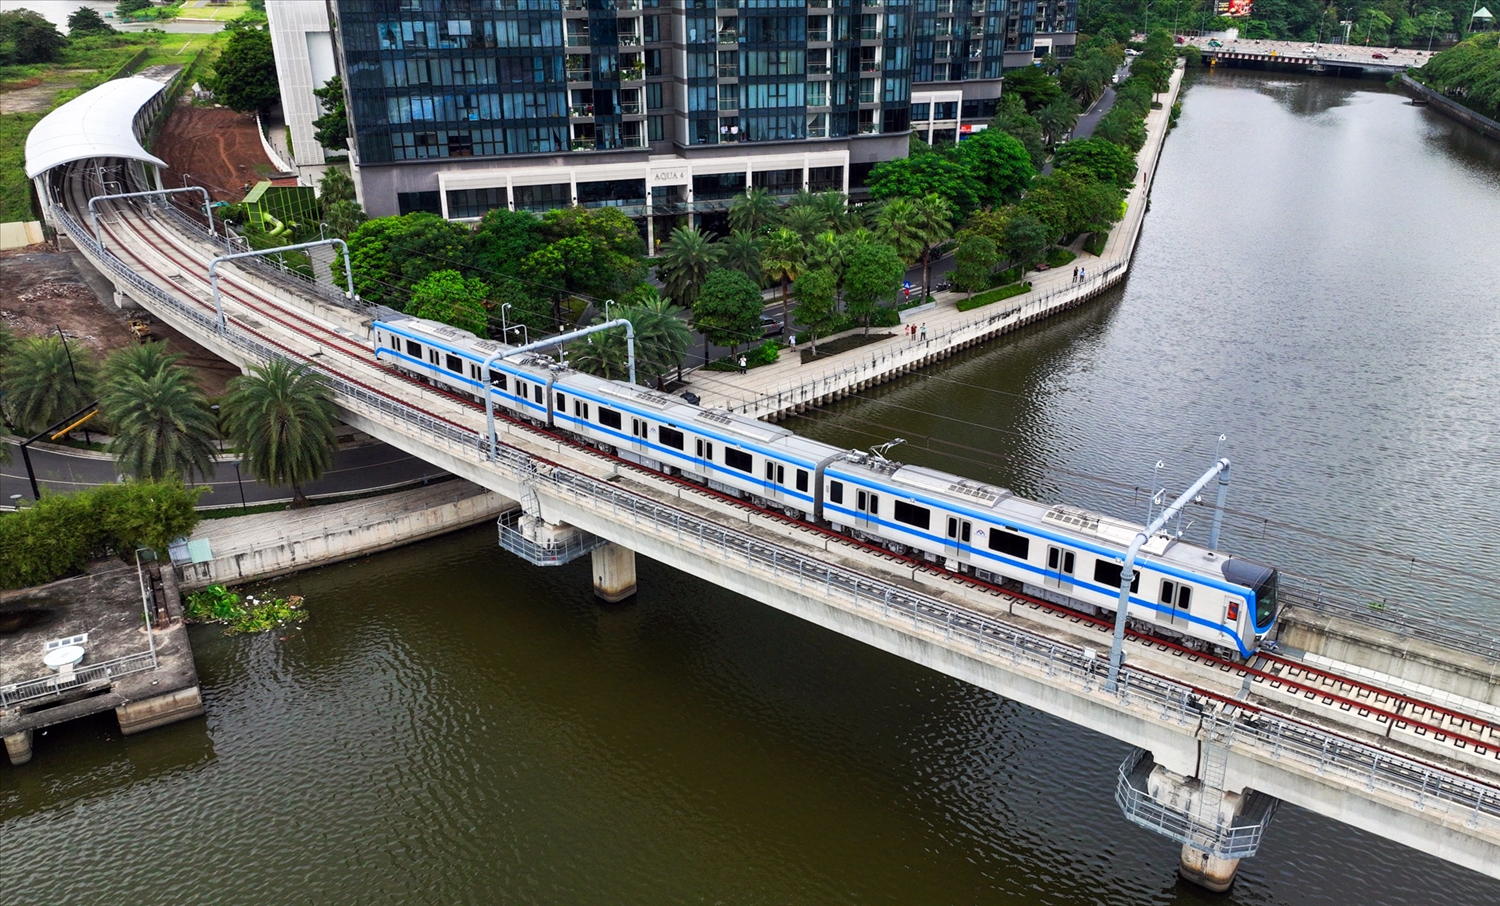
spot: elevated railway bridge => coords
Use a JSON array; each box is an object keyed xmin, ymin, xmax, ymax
[{"xmin": 20, "ymin": 79, "xmax": 1500, "ymax": 892}]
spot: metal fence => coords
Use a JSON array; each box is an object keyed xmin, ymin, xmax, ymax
[
  {"xmin": 1116, "ymin": 748, "xmax": 1277, "ymax": 859},
  {"xmin": 0, "ymin": 651, "xmax": 158, "ymax": 708},
  {"xmin": 52, "ymin": 200, "xmax": 1500, "ymax": 845},
  {"xmin": 1281, "ymin": 584, "xmax": 1500, "ymax": 666}
]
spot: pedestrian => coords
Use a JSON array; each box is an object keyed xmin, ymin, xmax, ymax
[
  {"xmin": 789, "ymin": 333, "xmax": 797, "ymax": 350},
  {"xmin": 1072, "ymin": 266, "xmax": 1079, "ymax": 282},
  {"xmin": 738, "ymin": 354, "xmax": 747, "ymax": 375},
  {"xmin": 1080, "ymin": 267, "xmax": 1086, "ymax": 282},
  {"xmin": 920, "ymin": 323, "xmax": 927, "ymax": 342}
]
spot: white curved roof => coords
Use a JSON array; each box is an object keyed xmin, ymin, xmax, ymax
[{"xmin": 24, "ymin": 78, "xmax": 169, "ymax": 179}]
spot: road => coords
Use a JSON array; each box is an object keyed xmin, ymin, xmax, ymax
[{"xmin": 1, "ymin": 438, "xmax": 452, "ymax": 508}]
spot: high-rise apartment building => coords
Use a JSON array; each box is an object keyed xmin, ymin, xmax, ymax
[{"xmin": 269, "ymin": 2, "xmax": 1075, "ymax": 247}]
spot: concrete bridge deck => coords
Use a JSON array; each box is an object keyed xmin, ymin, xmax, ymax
[{"xmin": 27, "ymin": 88, "xmax": 1500, "ymax": 886}]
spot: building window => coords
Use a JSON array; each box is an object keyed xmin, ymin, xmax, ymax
[
  {"xmin": 446, "ymin": 187, "xmax": 507, "ymax": 219},
  {"xmin": 808, "ymin": 166, "xmax": 843, "ymax": 192},
  {"xmin": 514, "ymin": 183, "xmax": 571, "ymax": 213},
  {"xmin": 752, "ymin": 169, "xmax": 801, "ymax": 196},
  {"xmin": 578, "ymin": 179, "xmax": 647, "ymax": 209},
  {"xmin": 397, "ymin": 191, "xmax": 441, "ymax": 215},
  {"xmin": 648, "ymin": 115, "xmax": 664, "ymax": 142}
]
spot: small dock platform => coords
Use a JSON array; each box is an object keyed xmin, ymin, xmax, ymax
[{"xmin": 0, "ymin": 559, "xmax": 204, "ymax": 766}]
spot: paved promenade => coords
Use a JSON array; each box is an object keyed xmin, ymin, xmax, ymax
[{"xmin": 686, "ymin": 61, "xmax": 1186, "ymax": 419}]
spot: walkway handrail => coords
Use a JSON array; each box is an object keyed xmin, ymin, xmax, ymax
[
  {"xmin": 209, "ymin": 238, "xmax": 354, "ymax": 332},
  {"xmin": 89, "ymin": 186, "xmax": 214, "ymax": 249},
  {"xmin": 50, "ymin": 200, "xmax": 1500, "ymax": 843}
]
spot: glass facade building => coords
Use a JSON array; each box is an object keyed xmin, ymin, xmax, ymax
[{"xmin": 312, "ymin": 1, "xmax": 1072, "ymax": 225}]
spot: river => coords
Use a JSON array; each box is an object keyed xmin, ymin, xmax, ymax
[{"xmin": 3, "ymin": 71, "xmax": 1499, "ymax": 905}]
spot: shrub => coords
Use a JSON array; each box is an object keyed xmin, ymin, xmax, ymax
[
  {"xmin": 703, "ymin": 339, "xmax": 780, "ymax": 372},
  {"xmin": 956, "ymin": 282, "xmax": 1031, "ymax": 313},
  {"xmin": 1083, "ymin": 229, "xmax": 1109, "ymax": 256},
  {"xmin": 1045, "ymin": 248, "xmax": 1077, "ymax": 268}
]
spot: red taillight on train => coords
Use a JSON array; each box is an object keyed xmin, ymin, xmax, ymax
[{"xmin": 1227, "ymin": 600, "xmax": 1240, "ymax": 622}]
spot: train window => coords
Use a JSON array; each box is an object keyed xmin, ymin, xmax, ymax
[
  {"xmin": 1093, "ymin": 560, "xmax": 1140, "ymax": 592},
  {"xmin": 776, "ymin": 465, "xmax": 785, "ymax": 484},
  {"xmin": 1048, "ymin": 549, "xmax": 1077, "ymax": 573},
  {"xmin": 960, "ymin": 522, "xmax": 971, "ymax": 543},
  {"xmin": 869, "ymin": 495, "xmax": 879, "ymax": 516},
  {"xmin": 556, "ymin": 393, "xmax": 566, "ymax": 411},
  {"xmin": 1159, "ymin": 580, "xmax": 1176, "ymax": 604},
  {"xmin": 406, "ymin": 339, "xmax": 422, "ymax": 358},
  {"xmin": 429, "ymin": 349, "xmax": 440, "ymax": 365},
  {"xmin": 489, "ymin": 370, "xmax": 507, "ymax": 390},
  {"xmin": 632, "ymin": 418, "xmax": 645, "ymax": 438},
  {"xmin": 1177, "ymin": 587, "xmax": 1192, "ymax": 610},
  {"xmin": 988, "ymin": 529, "xmax": 1029, "ymax": 559},
  {"xmin": 446, "ymin": 354, "xmax": 463, "ymax": 373},
  {"xmin": 796, "ymin": 470, "xmax": 808, "ymax": 492},
  {"xmin": 696, "ymin": 439, "xmax": 714, "ymax": 460},
  {"xmin": 857, "ymin": 490, "xmax": 867, "ymax": 511},
  {"xmin": 598, "ymin": 406, "xmax": 622, "ymax": 429},
  {"xmin": 829, "ymin": 481, "xmax": 843, "ymax": 504},
  {"xmin": 765, "ymin": 462, "xmax": 775, "ymax": 481},
  {"xmin": 470, "ymin": 364, "xmax": 481, "ymax": 381},
  {"xmin": 660, "ymin": 426, "xmax": 684, "ymax": 450},
  {"xmin": 534, "ymin": 386, "xmax": 543, "ymax": 404},
  {"xmin": 893, "ymin": 501, "xmax": 930, "ymax": 530},
  {"xmin": 725, "ymin": 448, "xmax": 752, "ymax": 473}
]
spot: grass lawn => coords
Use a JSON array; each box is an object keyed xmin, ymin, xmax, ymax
[
  {"xmin": 799, "ymin": 331, "xmax": 896, "ymax": 363},
  {"xmin": 175, "ymin": 1, "xmax": 254, "ymax": 21},
  {"xmin": 0, "ymin": 113, "xmax": 42, "ymax": 221},
  {"xmin": 955, "ymin": 282, "xmax": 1031, "ymax": 313}
]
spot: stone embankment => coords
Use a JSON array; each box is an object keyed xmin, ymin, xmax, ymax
[{"xmin": 689, "ymin": 61, "xmax": 1186, "ymax": 420}]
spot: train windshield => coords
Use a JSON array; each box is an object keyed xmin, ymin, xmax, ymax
[{"xmin": 1222, "ymin": 559, "xmax": 1279, "ymax": 632}]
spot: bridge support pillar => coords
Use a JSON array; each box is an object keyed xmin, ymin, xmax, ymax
[
  {"xmin": 1179, "ymin": 842, "xmax": 1241, "ymax": 893},
  {"xmin": 591, "ymin": 543, "xmax": 637, "ymax": 603},
  {"xmin": 4, "ymin": 730, "xmax": 33, "ymax": 766}
]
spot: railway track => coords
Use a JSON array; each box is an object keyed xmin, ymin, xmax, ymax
[{"xmin": 66, "ymin": 169, "xmax": 1500, "ymax": 775}]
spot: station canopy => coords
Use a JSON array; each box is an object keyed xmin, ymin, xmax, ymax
[{"xmin": 24, "ymin": 78, "xmax": 169, "ymax": 179}]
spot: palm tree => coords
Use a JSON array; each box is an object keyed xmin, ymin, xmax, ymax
[
  {"xmin": 221, "ymin": 359, "xmax": 337, "ymax": 507},
  {"xmin": 100, "ymin": 347, "xmax": 218, "ymax": 482},
  {"xmin": 875, "ymin": 197, "xmax": 925, "ymax": 279},
  {"xmin": 628, "ymin": 293, "xmax": 693, "ymax": 386},
  {"xmin": 0, "ymin": 336, "xmax": 97, "ymax": 435},
  {"xmin": 655, "ymin": 226, "xmax": 723, "ymax": 308},
  {"xmin": 1036, "ymin": 97, "xmax": 1081, "ymax": 146},
  {"xmin": 728, "ymin": 187, "xmax": 781, "ymax": 234},
  {"xmin": 812, "ymin": 191, "xmax": 857, "ymax": 233},
  {"xmin": 719, "ymin": 229, "xmax": 764, "ymax": 285},
  {"xmin": 760, "ymin": 227, "xmax": 806, "ymax": 328},
  {"xmin": 908, "ymin": 194, "xmax": 955, "ymax": 297},
  {"xmin": 781, "ymin": 204, "xmax": 829, "ymax": 243}
]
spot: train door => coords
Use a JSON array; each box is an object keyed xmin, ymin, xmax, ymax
[
  {"xmin": 630, "ymin": 417, "xmax": 647, "ymax": 452},
  {"xmin": 763, "ymin": 461, "xmax": 786, "ymax": 499},
  {"xmin": 1157, "ymin": 580, "xmax": 1192, "ymax": 628},
  {"xmin": 944, "ymin": 516, "xmax": 972, "ymax": 563},
  {"xmin": 855, "ymin": 489, "xmax": 880, "ymax": 532},
  {"xmin": 1045, "ymin": 546, "xmax": 1076, "ymax": 593}
]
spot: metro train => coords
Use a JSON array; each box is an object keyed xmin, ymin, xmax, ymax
[{"xmin": 373, "ymin": 315, "xmax": 1280, "ymax": 657}]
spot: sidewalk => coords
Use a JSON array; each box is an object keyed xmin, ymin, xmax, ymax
[{"xmin": 686, "ymin": 62, "xmax": 1187, "ymax": 419}]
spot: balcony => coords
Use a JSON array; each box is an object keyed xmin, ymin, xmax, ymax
[
  {"xmin": 860, "ymin": 60, "xmax": 879, "ymax": 73},
  {"xmin": 858, "ymin": 122, "xmax": 879, "ymax": 134},
  {"xmin": 566, "ymin": 33, "xmax": 591, "ymax": 47},
  {"xmin": 564, "ymin": 0, "xmax": 585, "ymax": 10},
  {"xmin": 859, "ymin": 28, "xmax": 880, "ymax": 41},
  {"xmin": 620, "ymin": 66, "xmax": 645, "ymax": 82},
  {"xmin": 619, "ymin": 33, "xmax": 641, "ymax": 46},
  {"xmin": 718, "ymin": 64, "xmax": 739, "ymax": 79},
  {"xmin": 717, "ymin": 30, "xmax": 739, "ymax": 44},
  {"xmin": 620, "ymin": 101, "xmax": 643, "ymax": 115},
  {"xmin": 569, "ymin": 104, "xmax": 595, "ymax": 117},
  {"xmin": 808, "ymin": 62, "xmax": 830, "ymax": 75},
  {"xmin": 571, "ymin": 139, "xmax": 596, "ymax": 151},
  {"xmin": 616, "ymin": 0, "xmax": 642, "ymax": 9},
  {"xmin": 567, "ymin": 69, "xmax": 591, "ymax": 82},
  {"xmin": 808, "ymin": 28, "xmax": 829, "ymax": 42},
  {"xmin": 718, "ymin": 98, "xmax": 738, "ymax": 111}
]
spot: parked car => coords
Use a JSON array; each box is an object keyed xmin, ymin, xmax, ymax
[
  {"xmin": 1371, "ymin": 52, "xmax": 1389, "ymax": 60},
  {"xmin": 760, "ymin": 315, "xmax": 784, "ymax": 337}
]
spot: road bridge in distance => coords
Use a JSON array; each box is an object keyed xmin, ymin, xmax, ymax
[
  {"xmin": 23, "ymin": 82, "xmax": 1500, "ymax": 893},
  {"xmin": 1195, "ymin": 37, "xmax": 1425, "ymax": 76}
]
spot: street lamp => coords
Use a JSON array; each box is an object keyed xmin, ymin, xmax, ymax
[{"xmin": 500, "ymin": 302, "xmax": 511, "ymax": 339}]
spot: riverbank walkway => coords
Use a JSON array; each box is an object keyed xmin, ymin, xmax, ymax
[{"xmin": 684, "ymin": 62, "xmax": 1185, "ymax": 421}]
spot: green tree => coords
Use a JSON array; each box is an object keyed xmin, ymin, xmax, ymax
[
  {"xmin": 345, "ymin": 213, "xmax": 473, "ymax": 307},
  {"xmin": 952, "ymin": 128, "xmax": 1036, "ymax": 208},
  {"xmin": 575, "ymin": 289, "xmax": 693, "ymax": 386},
  {"xmin": 0, "ymin": 336, "xmax": 96, "ymax": 435},
  {"xmin": 1053, "ymin": 138, "xmax": 1137, "ymax": 188},
  {"xmin": 780, "ymin": 204, "xmax": 829, "ymax": 243},
  {"xmin": 317, "ymin": 167, "xmax": 366, "ymax": 237},
  {"xmin": 319, "ymin": 166, "xmax": 357, "ymax": 205},
  {"xmin": 1002, "ymin": 213, "xmax": 1050, "ymax": 273},
  {"xmin": 0, "ymin": 10, "xmax": 65, "ymax": 64},
  {"xmin": 791, "ymin": 267, "xmax": 841, "ymax": 352},
  {"xmin": 952, "ymin": 235, "xmax": 999, "ymax": 298},
  {"xmin": 472, "ymin": 208, "xmax": 545, "ymax": 279},
  {"xmin": 206, "ymin": 20, "xmax": 280, "ymax": 115},
  {"xmin": 842, "ymin": 243, "xmax": 905, "ymax": 334},
  {"xmin": 116, "ymin": 0, "xmax": 152, "ymax": 16},
  {"xmin": 760, "ymin": 227, "xmax": 806, "ymax": 328},
  {"xmin": 875, "ymin": 197, "xmax": 924, "ymax": 272},
  {"xmin": 1001, "ymin": 65, "xmax": 1065, "ymax": 111},
  {"xmin": 867, "ymin": 150, "xmax": 980, "ymax": 214},
  {"xmin": 989, "ymin": 96, "xmax": 1048, "ymax": 168},
  {"xmin": 408, "ymin": 270, "xmax": 490, "ymax": 335},
  {"xmin": 311, "ymin": 76, "xmax": 349, "ymax": 152},
  {"xmin": 692, "ymin": 269, "xmax": 764, "ymax": 358},
  {"xmin": 729, "ymin": 187, "xmax": 781, "ymax": 234},
  {"xmin": 99, "ymin": 344, "xmax": 218, "ymax": 482},
  {"xmin": 221, "ymin": 359, "xmax": 337, "ymax": 507},
  {"xmin": 719, "ymin": 229, "xmax": 764, "ymax": 284},
  {"xmin": 655, "ymin": 226, "xmax": 723, "ymax": 309},
  {"xmin": 67, "ymin": 7, "xmax": 115, "ymax": 36},
  {"xmin": 531, "ymin": 206, "xmax": 647, "ymax": 304},
  {"xmin": 907, "ymin": 194, "xmax": 952, "ymax": 297}
]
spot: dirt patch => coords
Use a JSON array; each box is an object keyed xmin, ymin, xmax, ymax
[
  {"xmin": 1, "ymin": 246, "xmax": 241, "ymax": 397},
  {"xmin": 0, "ymin": 72, "xmax": 96, "ymax": 115},
  {"xmin": 154, "ymin": 99, "xmax": 278, "ymax": 202}
]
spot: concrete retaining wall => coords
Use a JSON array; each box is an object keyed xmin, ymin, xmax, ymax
[
  {"xmin": 176, "ymin": 481, "xmax": 515, "ymax": 589},
  {"xmin": 1399, "ymin": 74, "xmax": 1500, "ymax": 141}
]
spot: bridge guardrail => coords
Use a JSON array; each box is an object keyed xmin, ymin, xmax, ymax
[{"xmin": 54, "ymin": 201, "xmax": 1500, "ymax": 841}]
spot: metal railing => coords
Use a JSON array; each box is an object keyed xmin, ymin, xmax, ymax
[
  {"xmin": 711, "ymin": 262, "xmax": 1127, "ymax": 419},
  {"xmin": 52, "ymin": 196, "xmax": 1500, "ymax": 846},
  {"xmin": 1116, "ymin": 748, "xmax": 1277, "ymax": 858},
  {"xmin": 496, "ymin": 508, "xmax": 605, "ymax": 566},
  {"xmin": 0, "ymin": 651, "xmax": 157, "ymax": 707},
  {"xmin": 1281, "ymin": 584, "xmax": 1500, "ymax": 664}
]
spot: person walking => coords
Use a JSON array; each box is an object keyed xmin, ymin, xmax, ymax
[
  {"xmin": 920, "ymin": 323, "xmax": 927, "ymax": 342},
  {"xmin": 1072, "ymin": 266, "xmax": 1079, "ymax": 282},
  {"xmin": 738, "ymin": 354, "xmax": 747, "ymax": 375}
]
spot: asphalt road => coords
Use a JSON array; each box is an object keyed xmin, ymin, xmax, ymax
[{"xmin": 1, "ymin": 438, "xmax": 452, "ymax": 508}]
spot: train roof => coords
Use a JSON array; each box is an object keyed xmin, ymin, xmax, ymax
[{"xmin": 380, "ymin": 316, "xmax": 507, "ymax": 356}]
